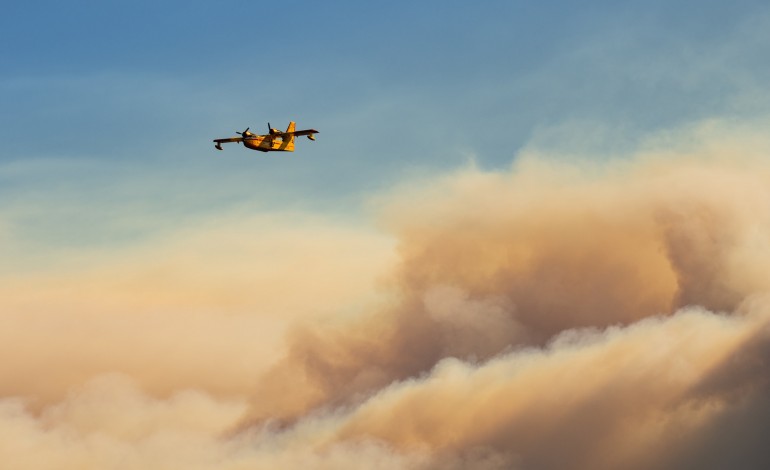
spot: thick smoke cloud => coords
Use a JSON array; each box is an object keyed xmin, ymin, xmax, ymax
[{"xmin": 4, "ymin": 127, "xmax": 770, "ymax": 469}]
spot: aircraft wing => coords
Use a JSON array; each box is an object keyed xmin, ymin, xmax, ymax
[
  {"xmin": 213, "ymin": 137, "xmax": 244, "ymax": 144},
  {"xmin": 284, "ymin": 129, "xmax": 319, "ymax": 137}
]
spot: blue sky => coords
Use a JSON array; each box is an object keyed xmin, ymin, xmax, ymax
[
  {"xmin": 8, "ymin": 4, "xmax": 770, "ymax": 468},
  {"xmin": 2, "ymin": 0, "xmax": 770, "ymax": 248}
]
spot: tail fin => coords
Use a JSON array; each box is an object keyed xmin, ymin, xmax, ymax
[{"xmin": 279, "ymin": 121, "xmax": 295, "ymax": 150}]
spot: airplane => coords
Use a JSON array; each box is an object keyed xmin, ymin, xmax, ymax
[{"xmin": 213, "ymin": 121, "xmax": 319, "ymax": 153}]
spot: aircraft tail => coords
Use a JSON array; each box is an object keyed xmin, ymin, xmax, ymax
[
  {"xmin": 283, "ymin": 122, "xmax": 296, "ymax": 149},
  {"xmin": 285, "ymin": 121, "xmax": 296, "ymax": 146}
]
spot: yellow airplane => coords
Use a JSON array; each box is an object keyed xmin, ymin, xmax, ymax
[{"xmin": 213, "ymin": 121, "xmax": 318, "ymax": 152}]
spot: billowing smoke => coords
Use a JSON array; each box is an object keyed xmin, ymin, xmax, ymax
[{"xmin": 4, "ymin": 127, "xmax": 770, "ymax": 469}]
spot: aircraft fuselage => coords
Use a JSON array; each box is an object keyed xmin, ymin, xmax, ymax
[{"xmin": 243, "ymin": 135, "xmax": 295, "ymax": 152}]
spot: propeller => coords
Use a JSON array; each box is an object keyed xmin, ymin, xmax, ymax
[
  {"xmin": 268, "ymin": 122, "xmax": 282, "ymax": 136},
  {"xmin": 235, "ymin": 128, "xmax": 255, "ymax": 141}
]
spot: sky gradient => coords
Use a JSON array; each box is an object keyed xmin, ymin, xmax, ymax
[{"xmin": 4, "ymin": 1, "xmax": 770, "ymax": 469}]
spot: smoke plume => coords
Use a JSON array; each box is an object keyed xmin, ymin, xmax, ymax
[{"xmin": 4, "ymin": 126, "xmax": 770, "ymax": 468}]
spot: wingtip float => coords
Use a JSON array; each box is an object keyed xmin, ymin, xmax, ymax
[{"xmin": 213, "ymin": 121, "xmax": 319, "ymax": 153}]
